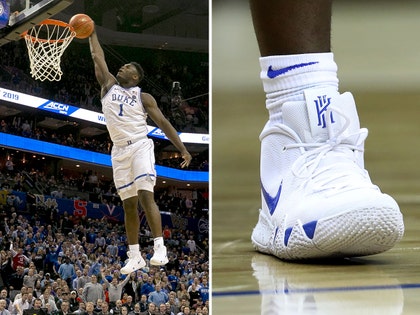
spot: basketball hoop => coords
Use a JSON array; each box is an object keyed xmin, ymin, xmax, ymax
[{"xmin": 21, "ymin": 19, "xmax": 76, "ymax": 81}]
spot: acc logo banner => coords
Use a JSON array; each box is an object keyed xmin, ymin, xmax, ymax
[
  {"xmin": 39, "ymin": 101, "xmax": 79, "ymax": 116},
  {"xmin": 148, "ymin": 127, "xmax": 169, "ymax": 140}
]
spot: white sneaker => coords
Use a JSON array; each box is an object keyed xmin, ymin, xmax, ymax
[
  {"xmin": 120, "ymin": 251, "xmax": 146, "ymax": 274},
  {"xmin": 251, "ymin": 88, "xmax": 404, "ymax": 260},
  {"xmin": 150, "ymin": 245, "xmax": 169, "ymax": 266}
]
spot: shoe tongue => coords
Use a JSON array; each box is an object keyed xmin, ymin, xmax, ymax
[{"xmin": 282, "ymin": 88, "xmax": 361, "ymax": 143}]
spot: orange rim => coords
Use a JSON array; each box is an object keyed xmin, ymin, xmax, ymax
[{"xmin": 21, "ymin": 19, "xmax": 75, "ymax": 43}]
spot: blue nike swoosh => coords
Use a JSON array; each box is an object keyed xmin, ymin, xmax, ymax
[
  {"xmin": 267, "ymin": 61, "xmax": 319, "ymax": 79},
  {"xmin": 261, "ymin": 180, "xmax": 283, "ymax": 215}
]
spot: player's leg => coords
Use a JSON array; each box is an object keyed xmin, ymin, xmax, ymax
[
  {"xmin": 250, "ymin": 0, "xmax": 332, "ymax": 56},
  {"xmin": 250, "ymin": 0, "xmax": 404, "ymax": 260},
  {"xmin": 120, "ymin": 196, "xmax": 146, "ymax": 274},
  {"xmin": 138, "ymin": 190, "xmax": 168, "ymax": 266},
  {"xmin": 123, "ymin": 196, "xmax": 141, "ymax": 244},
  {"xmin": 113, "ymin": 145, "xmax": 147, "ymax": 274}
]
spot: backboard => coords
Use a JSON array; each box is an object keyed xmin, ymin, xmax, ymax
[{"xmin": 0, "ymin": 0, "xmax": 73, "ymax": 46}]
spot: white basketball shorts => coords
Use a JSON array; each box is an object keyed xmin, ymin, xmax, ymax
[{"xmin": 111, "ymin": 138, "xmax": 156, "ymax": 200}]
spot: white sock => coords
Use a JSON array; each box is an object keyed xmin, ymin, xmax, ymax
[
  {"xmin": 154, "ymin": 237, "xmax": 164, "ymax": 248},
  {"xmin": 129, "ymin": 244, "xmax": 140, "ymax": 254},
  {"xmin": 259, "ymin": 52, "xmax": 339, "ymax": 124}
]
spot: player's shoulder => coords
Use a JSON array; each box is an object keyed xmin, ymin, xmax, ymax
[{"xmin": 140, "ymin": 92, "xmax": 157, "ymax": 106}]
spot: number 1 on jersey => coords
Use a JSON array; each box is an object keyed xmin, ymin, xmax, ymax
[{"xmin": 119, "ymin": 104, "xmax": 124, "ymax": 116}]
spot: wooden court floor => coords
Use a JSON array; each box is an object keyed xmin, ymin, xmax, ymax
[{"xmin": 212, "ymin": 90, "xmax": 420, "ymax": 314}]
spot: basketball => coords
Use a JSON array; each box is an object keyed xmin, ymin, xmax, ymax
[{"xmin": 69, "ymin": 14, "xmax": 94, "ymax": 39}]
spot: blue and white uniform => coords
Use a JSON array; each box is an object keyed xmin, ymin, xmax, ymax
[{"xmin": 102, "ymin": 84, "xmax": 156, "ymax": 199}]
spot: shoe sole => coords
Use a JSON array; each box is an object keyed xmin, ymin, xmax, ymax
[
  {"xmin": 251, "ymin": 206, "xmax": 404, "ymax": 260},
  {"xmin": 120, "ymin": 261, "xmax": 146, "ymax": 274},
  {"xmin": 150, "ymin": 257, "xmax": 169, "ymax": 266}
]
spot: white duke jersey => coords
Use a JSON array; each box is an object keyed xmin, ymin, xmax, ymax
[{"xmin": 102, "ymin": 84, "xmax": 148, "ymax": 145}]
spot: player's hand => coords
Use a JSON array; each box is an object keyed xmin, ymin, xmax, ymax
[{"xmin": 180, "ymin": 152, "xmax": 192, "ymax": 168}]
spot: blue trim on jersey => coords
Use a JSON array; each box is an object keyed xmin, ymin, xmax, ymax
[{"xmin": 117, "ymin": 173, "xmax": 156, "ymax": 190}]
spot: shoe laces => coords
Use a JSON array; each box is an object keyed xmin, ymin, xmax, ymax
[
  {"xmin": 126, "ymin": 251, "xmax": 140, "ymax": 259},
  {"xmin": 287, "ymin": 106, "xmax": 374, "ymax": 192}
]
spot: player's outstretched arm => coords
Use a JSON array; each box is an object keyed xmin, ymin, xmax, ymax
[
  {"xmin": 142, "ymin": 92, "xmax": 192, "ymax": 168},
  {"xmin": 89, "ymin": 28, "xmax": 116, "ymax": 96}
]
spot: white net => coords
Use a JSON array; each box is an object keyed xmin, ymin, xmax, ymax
[{"xmin": 23, "ymin": 19, "xmax": 76, "ymax": 81}]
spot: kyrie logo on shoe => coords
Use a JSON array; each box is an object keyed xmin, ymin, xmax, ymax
[
  {"xmin": 261, "ymin": 180, "xmax": 283, "ymax": 215},
  {"xmin": 314, "ymin": 95, "xmax": 335, "ymax": 128}
]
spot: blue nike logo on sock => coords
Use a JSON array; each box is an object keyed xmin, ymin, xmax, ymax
[
  {"xmin": 267, "ymin": 61, "xmax": 319, "ymax": 78},
  {"xmin": 261, "ymin": 180, "xmax": 283, "ymax": 215}
]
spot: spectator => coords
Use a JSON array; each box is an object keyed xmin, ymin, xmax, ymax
[
  {"xmin": 166, "ymin": 292, "xmax": 178, "ymax": 314},
  {"xmin": 185, "ymin": 237, "xmax": 195, "ymax": 256},
  {"xmin": 167, "ymin": 270, "xmax": 178, "ymax": 293},
  {"xmin": 176, "ymin": 306, "xmax": 190, "ymax": 315},
  {"xmin": 68, "ymin": 291, "xmax": 79, "ymax": 312},
  {"xmin": 94, "ymin": 299, "xmax": 104, "ymax": 313},
  {"xmin": 98, "ymin": 301, "xmax": 111, "ymax": 315},
  {"xmin": 55, "ymin": 300, "xmax": 71, "ymax": 315},
  {"xmin": 122, "ymin": 296, "xmax": 135, "ymax": 313},
  {"xmin": 85, "ymin": 302, "xmax": 96, "ymax": 315},
  {"xmin": 0, "ymin": 289, "xmax": 12, "ymax": 309},
  {"xmin": 140, "ymin": 303, "xmax": 156, "ymax": 315},
  {"xmin": 10, "ymin": 245, "xmax": 30, "ymax": 271},
  {"xmin": 100, "ymin": 269, "xmax": 130, "ymax": 308},
  {"xmin": 40, "ymin": 274, "xmax": 54, "ymax": 291},
  {"xmin": 105, "ymin": 241, "xmax": 118, "ymax": 260},
  {"xmin": 176, "ymin": 284, "xmax": 188, "ymax": 303},
  {"xmin": 123, "ymin": 273, "xmax": 141, "ymax": 303},
  {"xmin": 56, "ymin": 290, "xmax": 71, "ymax": 311},
  {"xmin": 11, "ymin": 291, "xmax": 30, "ymax": 315},
  {"xmin": 186, "ymin": 285, "xmax": 200, "ymax": 310},
  {"xmin": 0, "ymin": 298, "xmax": 11, "ymax": 315},
  {"xmin": 8, "ymin": 266, "xmax": 25, "ymax": 300},
  {"xmin": 140, "ymin": 277, "xmax": 154, "ymax": 298},
  {"xmin": 57, "ymin": 257, "xmax": 76, "ymax": 289},
  {"xmin": 72, "ymin": 301, "xmax": 86, "ymax": 314},
  {"xmin": 39, "ymin": 287, "xmax": 58, "ymax": 313},
  {"xmin": 147, "ymin": 284, "xmax": 168, "ymax": 309},
  {"xmin": 128, "ymin": 303, "xmax": 141, "ymax": 315},
  {"xmin": 22, "ymin": 298, "xmax": 46, "ymax": 315},
  {"xmin": 138, "ymin": 295, "xmax": 148, "ymax": 313},
  {"xmin": 72, "ymin": 270, "xmax": 83, "ymax": 292},
  {"xmin": 110, "ymin": 300, "xmax": 123, "ymax": 315},
  {"xmin": 76, "ymin": 267, "xmax": 90, "ymax": 291},
  {"xmin": 197, "ymin": 277, "xmax": 208, "ymax": 305},
  {"xmin": 157, "ymin": 303, "xmax": 170, "ymax": 315},
  {"xmin": 82, "ymin": 275, "xmax": 104, "ymax": 304}
]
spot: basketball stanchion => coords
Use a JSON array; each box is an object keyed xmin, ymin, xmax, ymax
[{"xmin": 21, "ymin": 19, "xmax": 76, "ymax": 81}]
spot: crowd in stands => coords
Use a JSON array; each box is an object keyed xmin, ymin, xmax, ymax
[
  {"xmin": 0, "ymin": 41, "xmax": 209, "ymax": 134},
  {"xmin": 0, "ymin": 190, "xmax": 209, "ymax": 315}
]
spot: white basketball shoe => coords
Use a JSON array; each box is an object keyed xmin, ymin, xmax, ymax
[
  {"xmin": 150, "ymin": 244, "xmax": 169, "ymax": 266},
  {"xmin": 251, "ymin": 88, "xmax": 404, "ymax": 260},
  {"xmin": 121, "ymin": 251, "xmax": 146, "ymax": 274}
]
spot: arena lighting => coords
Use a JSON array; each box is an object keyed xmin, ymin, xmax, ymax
[
  {"xmin": 0, "ymin": 132, "xmax": 209, "ymax": 183},
  {"xmin": 0, "ymin": 86, "xmax": 210, "ymax": 145}
]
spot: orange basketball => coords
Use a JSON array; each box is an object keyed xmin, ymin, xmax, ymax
[{"xmin": 69, "ymin": 14, "xmax": 94, "ymax": 39}]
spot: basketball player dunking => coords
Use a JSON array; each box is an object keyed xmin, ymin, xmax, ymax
[{"xmin": 89, "ymin": 28, "xmax": 192, "ymax": 274}]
